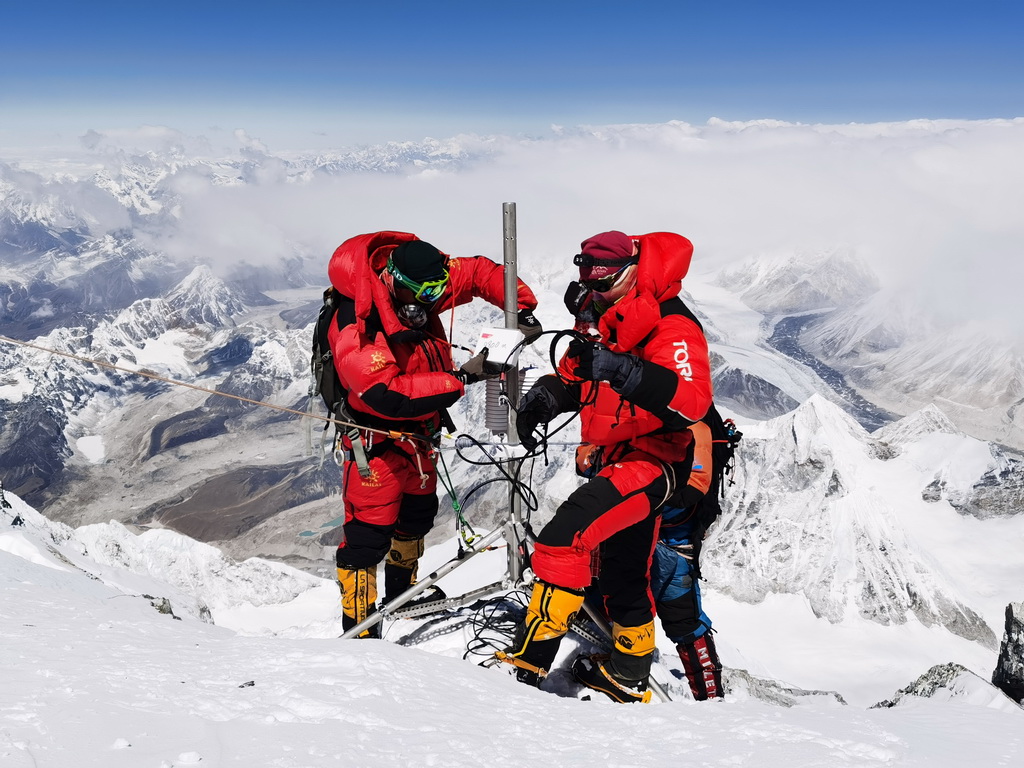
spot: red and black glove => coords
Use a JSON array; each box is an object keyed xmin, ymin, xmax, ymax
[{"xmin": 566, "ymin": 339, "xmax": 643, "ymax": 393}]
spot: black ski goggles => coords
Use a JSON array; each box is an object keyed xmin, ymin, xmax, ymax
[
  {"xmin": 573, "ymin": 253, "xmax": 635, "ymax": 269},
  {"xmin": 577, "ymin": 260, "xmax": 638, "ymax": 293}
]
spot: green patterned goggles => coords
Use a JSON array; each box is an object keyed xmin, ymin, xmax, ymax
[{"xmin": 386, "ymin": 258, "xmax": 450, "ymax": 303}]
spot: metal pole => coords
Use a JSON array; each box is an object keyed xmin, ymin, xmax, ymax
[
  {"xmin": 501, "ymin": 201, "xmax": 520, "ymax": 436},
  {"xmin": 501, "ymin": 202, "xmax": 525, "ymax": 586}
]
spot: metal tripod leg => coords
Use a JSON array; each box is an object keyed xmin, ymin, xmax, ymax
[
  {"xmin": 580, "ymin": 601, "xmax": 673, "ymax": 703},
  {"xmin": 340, "ymin": 525, "xmax": 523, "ymax": 639}
]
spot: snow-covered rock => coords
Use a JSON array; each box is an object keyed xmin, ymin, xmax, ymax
[
  {"xmin": 992, "ymin": 602, "xmax": 1024, "ymax": 703},
  {"xmin": 710, "ymin": 360, "xmax": 800, "ymax": 419},
  {"xmin": 704, "ymin": 395, "xmax": 996, "ymax": 646},
  {"xmin": 872, "ymin": 406, "xmax": 1024, "ymax": 518},
  {"xmin": 1, "ymin": 489, "xmax": 324, "ymax": 624},
  {"xmin": 165, "ymin": 265, "xmax": 247, "ymax": 328},
  {"xmin": 725, "ymin": 668, "xmax": 848, "ymax": 707},
  {"xmin": 922, "ymin": 446, "xmax": 1024, "ymax": 519},
  {"xmin": 716, "ymin": 247, "xmax": 880, "ymax": 316},
  {"xmin": 874, "ymin": 403, "xmax": 963, "ymax": 449},
  {"xmin": 873, "ymin": 662, "xmax": 1022, "ymax": 712}
]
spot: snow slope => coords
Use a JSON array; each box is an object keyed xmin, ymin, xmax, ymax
[{"xmin": 2, "ymin": 492, "xmax": 1022, "ymax": 768}]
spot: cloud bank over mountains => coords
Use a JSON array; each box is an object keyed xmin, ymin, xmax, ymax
[{"xmin": 7, "ymin": 117, "xmax": 1021, "ymax": 339}]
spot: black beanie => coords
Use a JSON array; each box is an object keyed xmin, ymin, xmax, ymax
[{"xmin": 391, "ymin": 241, "xmax": 447, "ymax": 281}]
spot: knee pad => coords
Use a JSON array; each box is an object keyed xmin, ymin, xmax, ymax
[{"xmin": 531, "ymin": 540, "xmax": 594, "ymax": 591}]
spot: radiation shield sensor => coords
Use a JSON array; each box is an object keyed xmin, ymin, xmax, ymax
[{"xmin": 476, "ymin": 327, "xmax": 524, "ymax": 373}]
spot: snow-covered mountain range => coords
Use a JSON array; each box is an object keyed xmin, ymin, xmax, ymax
[
  {"xmin": 2, "ymin": 125, "xmax": 1023, "ymax": 764},
  {"xmin": 3, "ymin": 138, "xmax": 1023, "ymax": 576}
]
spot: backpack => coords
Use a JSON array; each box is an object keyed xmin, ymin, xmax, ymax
[
  {"xmin": 309, "ymin": 287, "xmax": 371, "ymax": 475},
  {"xmin": 692, "ymin": 404, "xmax": 742, "ymax": 533},
  {"xmin": 310, "ymin": 287, "xmax": 353, "ymax": 419},
  {"xmin": 660, "ymin": 403, "xmax": 743, "ymax": 542}
]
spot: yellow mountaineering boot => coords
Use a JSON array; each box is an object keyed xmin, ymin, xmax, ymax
[
  {"xmin": 571, "ymin": 621, "xmax": 655, "ymax": 703},
  {"xmin": 382, "ymin": 534, "xmax": 446, "ymax": 611},
  {"xmin": 337, "ymin": 566, "xmax": 380, "ymax": 639},
  {"xmin": 383, "ymin": 534, "xmax": 424, "ymax": 604},
  {"xmin": 497, "ymin": 581, "xmax": 585, "ymax": 687}
]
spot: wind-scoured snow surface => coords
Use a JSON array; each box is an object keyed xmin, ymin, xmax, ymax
[{"xmin": 2, "ymin": 493, "xmax": 1022, "ymax": 768}]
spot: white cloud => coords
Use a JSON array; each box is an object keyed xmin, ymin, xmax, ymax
[
  {"xmin": 233, "ymin": 128, "xmax": 268, "ymax": 153},
  {"xmin": 145, "ymin": 118, "xmax": 1023, "ymax": 337},
  {"xmin": 13, "ymin": 117, "xmax": 1024, "ymax": 338}
]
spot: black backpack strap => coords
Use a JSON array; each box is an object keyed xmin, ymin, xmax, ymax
[
  {"xmin": 310, "ymin": 287, "xmax": 374, "ymax": 477},
  {"xmin": 437, "ymin": 408, "xmax": 457, "ymax": 435},
  {"xmin": 660, "ymin": 295, "xmax": 704, "ymax": 332},
  {"xmin": 635, "ymin": 296, "xmax": 705, "ymax": 350}
]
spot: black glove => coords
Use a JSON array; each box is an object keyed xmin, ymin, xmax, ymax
[
  {"xmin": 566, "ymin": 339, "xmax": 643, "ymax": 392},
  {"xmin": 455, "ymin": 347, "xmax": 500, "ymax": 385},
  {"xmin": 517, "ymin": 308, "xmax": 543, "ymax": 345},
  {"xmin": 515, "ymin": 379, "xmax": 561, "ymax": 450}
]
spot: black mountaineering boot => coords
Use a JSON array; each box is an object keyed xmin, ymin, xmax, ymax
[
  {"xmin": 570, "ymin": 654, "xmax": 652, "ymax": 703},
  {"xmin": 571, "ymin": 621, "xmax": 656, "ymax": 703}
]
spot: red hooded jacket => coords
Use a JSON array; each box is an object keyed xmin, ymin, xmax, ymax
[
  {"xmin": 563, "ymin": 232, "xmax": 713, "ymax": 466},
  {"xmin": 327, "ymin": 231, "xmax": 538, "ymax": 431}
]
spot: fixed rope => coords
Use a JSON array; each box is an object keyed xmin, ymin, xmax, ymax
[{"xmin": 0, "ymin": 334, "xmax": 433, "ymax": 444}]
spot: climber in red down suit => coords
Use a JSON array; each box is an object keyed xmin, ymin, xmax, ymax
[
  {"xmin": 498, "ymin": 230, "xmax": 713, "ymax": 702},
  {"xmin": 327, "ymin": 231, "xmax": 541, "ymax": 636}
]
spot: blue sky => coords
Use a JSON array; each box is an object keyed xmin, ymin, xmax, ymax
[{"xmin": 2, "ymin": 0, "xmax": 1022, "ymax": 150}]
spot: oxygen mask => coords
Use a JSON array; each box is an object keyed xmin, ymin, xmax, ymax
[{"xmin": 397, "ymin": 303, "xmax": 428, "ymax": 329}]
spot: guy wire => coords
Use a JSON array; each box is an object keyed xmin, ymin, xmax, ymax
[{"xmin": 0, "ymin": 334, "xmax": 433, "ymax": 443}]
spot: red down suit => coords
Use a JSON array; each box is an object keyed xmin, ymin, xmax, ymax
[
  {"xmin": 533, "ymin": 232, "xmax": 713, "ymax": 631},
  {"xmin": 327, "ymin": 231, "xmax": 537, "ymax": 572}
]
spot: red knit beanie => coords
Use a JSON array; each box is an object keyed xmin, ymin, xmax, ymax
[{"xmin": 578, "ymin": 231, "xmax": 635, "ymax": 280}]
